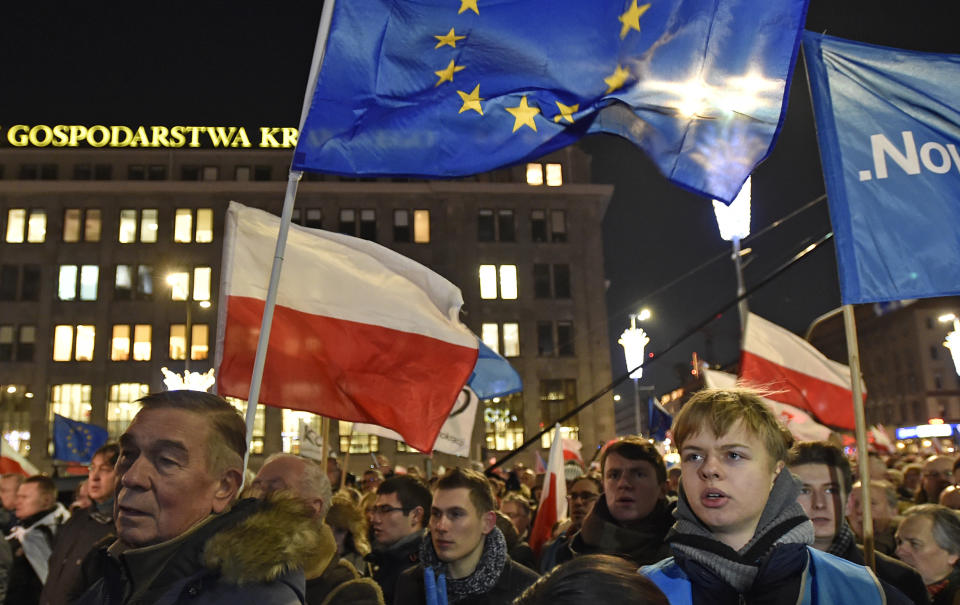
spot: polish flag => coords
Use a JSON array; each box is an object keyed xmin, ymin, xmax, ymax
[
  {"xmin": 561, "ymin": 438, "xmax": 583, "ymax": 464},
  {"xmin": 216, "ymin": 202, "xmax": 478, "ymax": 453},
  {"xmin": 0, "ymin": 440, "xmax": 39, "ymax": 476},
  {"xmin": 703, "ymin": 369, "xmax": 833, "ymax": 442},
  {"xmin": 529, "ymin": 426, "xmax": 568, "ymax": 555},
  {"xmin": 740, "ymin": 313, "xmax": 865, "ymax": 431}
]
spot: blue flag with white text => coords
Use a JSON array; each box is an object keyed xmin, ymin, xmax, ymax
[
  {"xmin": 53, "ymin": 414, "xmax": 108, "ymax": 463},
  {"xmin": 803, "ymin": 32, "xmax": 960, "ymax": 304},
  {"xmin": 293, "ymin": 0, "xmax": 809, "ymax": 203}
]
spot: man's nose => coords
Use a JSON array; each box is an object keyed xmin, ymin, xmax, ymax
[
  {"xmin": 699, "ymin": 456, "xmax": 720, "ymax": 479},
  {"xmin": 120, "ymin": 458, "xmax": 150, "ymax": 489}
]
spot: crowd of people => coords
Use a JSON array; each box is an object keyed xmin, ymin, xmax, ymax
[{"xmin": 1, "ymin": 388, "xmax": 960, "ymax": 603}]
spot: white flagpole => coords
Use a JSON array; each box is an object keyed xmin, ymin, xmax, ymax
[
  {"xmin": 240, "ymin": 0, "xmax": 338, "ymax": 480},
  {"xmin": 842, "ymin": 304, "xmax": 875, "ymax": 570}
]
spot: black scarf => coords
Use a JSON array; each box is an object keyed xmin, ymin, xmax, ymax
[
  {"xmin": 827, "ymin": 519, "xmax": 856, "ymax": 557},
  {"xmin": 419, "ymin": 527, "xmax": 507, "ymax": 604},
  {"xmin": 668, "ymin": 469, "xmax": 815, "ymax": 594}
]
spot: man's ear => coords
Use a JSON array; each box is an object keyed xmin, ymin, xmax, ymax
[
  {"xmin": 310, "ymin": 497, "xmax": 325, "ymax": 519},
  {"xmin": 409, "ymin": 505, "xmax": 424, "ymax": 527},
  {"xmin": 211, "ymin": 468, "xmax": 243, "ymax": 513},
  {"xmin": 480, "ymin": 510, "xmax": 497, "ymax": 535}
]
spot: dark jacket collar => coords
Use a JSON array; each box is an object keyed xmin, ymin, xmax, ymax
[{"xmin": 572, "ymin": 496, "xmax": 673, "ymax": 564}]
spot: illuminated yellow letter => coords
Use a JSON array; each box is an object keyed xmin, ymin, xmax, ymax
[
  {"xmin": 129, "ymin": 126, "xmax": 151, "ymax": 147},
  {"xmin": 68, "ymin": 125, "xmax": 88, "ymax": 147},
  {"xmin": 7, "ymin": 125, "xmax": 29, "ymax": 147},
  {"xmin": 87, "ymin": 125, "xmax": 110, "ymax": 147},
  {"xmin": 281, "ymin": 128, "xmax": 298, "ymax": 148},
  {"xmin": 111, "ymin": 126, "xmax": 133, "ymax": 147},
  {"xmin": 207, "ymin": 127, "xmax": 236, "ymax": 148},
  {"xmin": 151, "ymin": 126, "xmax": 170, "ymax": 147},
  {"xmin": 52, "ymin": 125, "xmax": 70, "ymax": 147},
  {"xmin": 233, "ymin": 127, "xmax": 252, "ymax": 148},
  {"xmin": 185, "ymin": 127, "xmax": 203, "ymax": 148},
  {"xmin": 259, "ymin": 127, "xmax": 281, "ymax": 148},
  {"xmin": 169, "ymin": 126, "xmax": 186, "ymax": 147},
  {"xmin": 29, "ymin": 125, "xmax": 53, "ymax": 147}
]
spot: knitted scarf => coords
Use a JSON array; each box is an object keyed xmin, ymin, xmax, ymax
[
  {"xmin": 827, "ymin": 519, "xmax": 856, "ymax": 557},
  {"xmin": 667, "ymin": 470, "xmax": 815, "ymax": 593},
  {"xmin": 419, "ymin": 527, "xmax": 507, "ymax": 604}
]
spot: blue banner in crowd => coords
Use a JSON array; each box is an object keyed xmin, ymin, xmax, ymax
[
  {"xmin": 803, "ymin": 32, "xmax": 960, "ymax": 304},
  {"xmin": 53, "ymin": 414, "xmax": 108, "ymax": 463},
  {"xmin": 294, "ymin": 0, "xmax": 809, "ymax": 203},
  {"xmin": 648, "ymin": 396, "xmax": 673, "ymax": 442}
]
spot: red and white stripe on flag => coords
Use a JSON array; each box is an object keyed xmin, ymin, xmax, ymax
[
  {"xmin": 740, "ymin": 313, "xmax": 864, "ymax": 431},
  {"xmin": 1, "ymin": 440, "xmax": 38, "ymax": 476},
  {"xmin": 215, "ymin": 202, "xmax": 479, "ymax": 453},
  {"xmin": 528, "ymin": 426, "xmax": 568, "ymax": 555}
]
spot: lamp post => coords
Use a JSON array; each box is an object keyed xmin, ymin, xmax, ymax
[
  {"xmin": 712, "ymin": 177, "xmax": 752, "ymax": 336},
  {"xmin": 619, "ymin": 310, "xmax": 651, "ymax": 436},
  {"xmin": 941, "ymin": 313, "xmax": 960, "ymax": 377}
]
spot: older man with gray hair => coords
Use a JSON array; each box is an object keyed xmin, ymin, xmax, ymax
[{"xmin": 251, "ymin": 453, "xmax": 333, "ymax": 519}]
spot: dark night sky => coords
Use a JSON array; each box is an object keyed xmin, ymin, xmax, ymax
[{"xmin": 2, "ymin": 1, "xmax": 959, "ymax": 401}]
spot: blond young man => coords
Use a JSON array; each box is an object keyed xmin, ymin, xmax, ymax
[{"xmin": 641, "ymin": 388, "xmax": 902, "ymax": 604}]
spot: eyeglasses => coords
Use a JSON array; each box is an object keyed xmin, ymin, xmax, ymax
[
  {"xmin": 370, "ymin": 504, "xmax": 408, "ymax": 516},
  {"xmin": 567, "ymin": 491, "xmax": 599, "ymax": 502}
]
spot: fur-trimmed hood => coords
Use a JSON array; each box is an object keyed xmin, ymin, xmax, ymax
[{"xmin": 204, "ymin": 492, "xmax": 331, "ymax": 585}]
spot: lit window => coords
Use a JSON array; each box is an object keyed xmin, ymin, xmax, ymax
[
  {"xmin": 107, "ymin": 383, "xmax": 148, "ymax": 438},
  {"xmin": 479, "ymin": 265, "xmax": 498, "ymax": 299},
  {"xmin": 118, "ymin": 209, "xmax": 137, "ymax": 243},
  {"xmin": 282, "ymin": 410, "xmax": 322, "ymax": 454},
  {"xmin": 503, "ymin": 323, "xmax": 520, "ymax": 357},
  {"xmin": 169, "ymin": 324, "xmax": 186, "ymax": 360},
  {"xmin": 193, "ymin": 267, "xmax": 211, "ymax": 301},
  {"xmin": 27, "ymin": 210, "xmax": 46, "ymax": 243},
  {"xmin": 115, "ymin": 265, "xmax": 133, "ymax": 300},
  {"xmin": 196, "ymin": 209, "xmax": 214, "ymax": 243},
  {"xmin": 140, "ymin": 209, "xmax": 158, "ymax": 243},
  {"xmin": 5, "ymin": 210, "xmax": 25, "ymax": 243},
  {"xmin": 499, "ymin": 265, "xmax": 517, "ymax": 299},
  {"xmin": 174, "ymin": 209, "xmax": 193, "ymax": 243},
  {"xmin": 53, "ymin": 326, "xmax": 74, "ymax": 361},
  {"xmin": 413, "ymin": 210, "xmax": 430, "ymax": 243},
  {"xmin": 49, "ymin": 384, "xmax": 93, "ymax": 422},
  {"xmin": 338, "ymin": 420, "xmax": 379, "ymax": 453},
  {"xmin": 481, "ymin": 323, "xmax": 499, "ymax": 354},
  {"xmin": 526, "ymin": 163, "xmax": 544, "ymax": 186},
  {"xmin": 75, "ymin": 325, "xmax": 95, "ymax": 361},
  {"xmin": 545, "ymin": 163, "xmax": 563, "ymax": 186},
  {"xmin": 191, "ymin": 324, "xmax": 209, "ymax": 360},
  {"xmin": 484, "ymin": 393, "xmax": 524, "ymax": 451},
  {"xmin": 79, "ymin": 265, "xmax": 99, "ymax": 300},
  {"xmin": 85, "ymin": 209, "xmax": 102, "ymax": 241},
  {"xmin": 133, "ymin": 325, "xmax": 152, "ymax": 361},
  {"xmin": 58, "ymin": 266, "xmax": 78, "ymax": 300},
  {"xmin": 168, "ymin": 272, "xmax": 189, "ymax": 301},
  {"xmin": 111, "ymin": 325, "xmax": 131, "ymax": 361},
  {"xmin": 226, "ymin": 397, "xmax": 266, "ymax": 454},
  {"xmin": 63, "ymin": 209, "xmax": 82, "ymax": 242}
]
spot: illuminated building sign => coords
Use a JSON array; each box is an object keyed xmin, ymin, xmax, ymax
[
  {"xmin": 896, "ymin": 423, "xmax": 959, "ymax": 439},
  {"xmin": 1, "ymin": 124, "xmax": 299, "ymax": 149}
]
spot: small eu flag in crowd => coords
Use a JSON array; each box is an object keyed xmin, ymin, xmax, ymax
[{"xmin": 53, "ymin": 414, "xmax": 108, "ymax": 463}]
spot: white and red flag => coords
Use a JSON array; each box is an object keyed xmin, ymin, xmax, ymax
[
  {"xmin": 1, "ymin": 440, "xmax": 39, "ymax": 476},
  {"xmin": 216, "ymin": 202, "xmax": 478, "ymax": 453},
  {"xmin": 740, "ymin": 313, "xmax": 865, "ymax": 431},
  {"xmin": 528, "ymin": 425, "xmax": 568, "ymax": 555},
  {"xmin": 703, "ymin": 369, "xmax": 832, "ymax": 442}
]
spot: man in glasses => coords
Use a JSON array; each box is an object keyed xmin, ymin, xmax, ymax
[
  {"xmin": 366, "ymin": 474, "xmax": 431, "ymax": 605},
  {"xmin": 538, "ymin": 475, "xmax": 601, "ymax": 572},
  {"xmin": 915, "ymin": 454, "xmax": 956, "ymax": 504}
]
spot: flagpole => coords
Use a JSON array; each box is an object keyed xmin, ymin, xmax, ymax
[
  {"xmin": 240, "ymin": 0, "xmax": 337, "ymax": 479},
  {"xmin": 340, "ymin": 427, "xmax": 354, "ymax": 491},
  {"xmin": 843, "ymin": 304, "xmax": 875, "ymax": 570}
]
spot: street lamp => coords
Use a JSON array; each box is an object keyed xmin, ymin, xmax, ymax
[
  {"xmin": 619, "ymin": 313, "xmax": 651, "ymax": 436},
  {"xmin": 713, "ymin": 176, "xmax": 751, "ymax": 336},
  {"xmin": 940, "ymin": 314, "xmax": 960, "ymax": 377}
]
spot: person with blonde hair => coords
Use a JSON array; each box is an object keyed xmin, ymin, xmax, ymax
[{"xmin": 642, "ymin": 387, "xmax": 903, "ymax": 604}]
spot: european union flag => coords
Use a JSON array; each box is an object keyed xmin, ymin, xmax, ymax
[
  {"xmin": 648, "ymin": 396, "xmax": 672, "ymax": 442},
  {"xmin": 803, "ymin": 32, "xmax": 960, "ymax": 303},
  {"xmin": 468, "ymin": 338, "xmax": 522, "ymax": 399},
  {"xmin": 293, "ymin": 0, "xmax": 808, "ymax": 203},
  {"xmin": 53, "ymin": 414, "xmax": 108, "ymax": 463}
]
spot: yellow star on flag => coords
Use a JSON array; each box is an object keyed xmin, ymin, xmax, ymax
[
  {"xmin": 619, "ymin": 1, "xmax": 651, "ymax": 39},
  {"xmin": 604, "ymin": 64, "xmax": 631, "ymax": 94},
  {"xmin": 458, "ymin": 0, "xmax": 479, "ymax": 15},
  {"xmin": 457, "ymin": 85, "xmax": 484, "ymax": 115},
  {"xmin": 553, "ymin": 101, "xmax": 579, "ymax": 123},
  {"xmin": 506, "ymin": 96, "xmax": 540, "ymax": 132},
  {"xmin": 434, "ymin": 28, "xmax": 466, "ymax": 49},
  {"xmin": 435, "ymin": 59, "xmax": 466, "ymax": 86}
]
